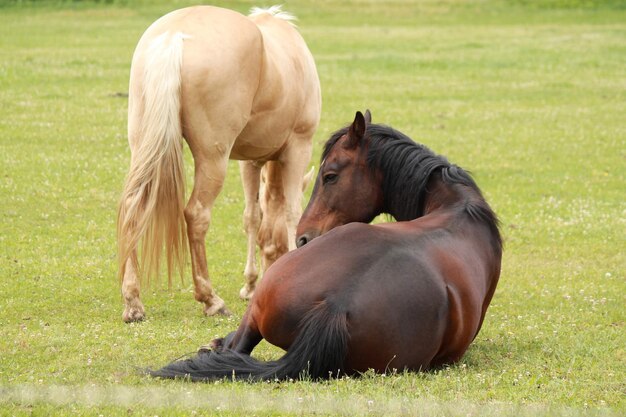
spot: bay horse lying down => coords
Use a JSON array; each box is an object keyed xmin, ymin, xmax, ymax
[{"xmin": 150, "ymin": 111, "xmax": 502, "ymax": 380}]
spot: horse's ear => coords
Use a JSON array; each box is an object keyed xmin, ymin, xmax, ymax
[
  {"xmin": 364, "ymin": 109, "xmax": 372, "ymax": 125},
  {"xmin": 346, "ymin": 111, "xmax": 366, "ymax": 149}
]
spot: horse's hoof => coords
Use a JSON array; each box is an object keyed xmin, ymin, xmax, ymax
[
  {"xmin": 203, "ymin": 297, "xmax": 231, "ymax": 317},
  {"xmin": 203, "ymin": 337, "xmax": 224, "ymax": 352},
  {"xmin": 122, "ymin": 306, "xmax": 145, "ymax": 323},
  {"xmin": 216, "ymin": 306, "xmax": 232, "ymax": 316},
  {"xmin": 198, "ymin": 344, "xmax": 213, "ymax": 353},
  {"xmin": 239, "ymin": 285, "xmax": 255, "ymax": 300}
]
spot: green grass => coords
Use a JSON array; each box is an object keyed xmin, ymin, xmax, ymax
[{"xmin": 0, "ymin": 0, "xmax": 624, "ymax": 415}]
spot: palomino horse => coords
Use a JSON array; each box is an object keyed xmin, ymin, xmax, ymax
[
  {"xmin": 117, "ymin": 6, "xmax": 321, "ymax": 322},
  {"xmin": 149, "ymin": 111, "xmax": 503, "ymax": 380}
]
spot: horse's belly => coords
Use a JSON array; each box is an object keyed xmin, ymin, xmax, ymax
[
  {"xmin": 229, "ymin": 136, "xmax": 286, "ymax": 160},
  {"xmin": 230, "ymin": 121, "xmax": 291, "ymax": 160}
]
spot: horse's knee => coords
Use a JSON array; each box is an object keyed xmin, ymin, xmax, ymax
[{"xmin": 242, "ymin": 205, "xmax": 260, "ymax": 231}]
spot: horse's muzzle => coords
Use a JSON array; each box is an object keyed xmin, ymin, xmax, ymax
[{"xmin": 296, "ymin": 231, "xmax": 320, "ymax": 248}]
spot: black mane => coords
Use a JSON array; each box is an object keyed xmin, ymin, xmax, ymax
[{"xmin": 323, "ymin": 123, "xmax": 502, "ymax": 252}]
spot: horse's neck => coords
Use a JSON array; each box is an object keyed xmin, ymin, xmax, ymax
[
  {"xmin": 420, "ymin": 171, "xmax": 494, "ymax": 231},
  {"xmin": 421, "ymin": 173, "xmax": 501, "ymax": 254},
  {"xmin": 383, "ymin": 170, "xmax": 462, "ymax": 220},
  {"xmin": 421, "ymin": 173, "xmax": 470, "ymax": 215}
]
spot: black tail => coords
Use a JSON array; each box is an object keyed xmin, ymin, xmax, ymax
[{"xmin": 149, "ymin": 301, "xmax": 349, "ymax": 381}]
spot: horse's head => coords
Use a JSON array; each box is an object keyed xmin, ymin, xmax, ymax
[{"xmin": 296, "ymin": 110, "xmax": 384, "ymax": 247}]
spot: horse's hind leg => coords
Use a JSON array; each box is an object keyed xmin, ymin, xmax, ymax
[
  {"xmin": 121, "ymin": 257, "xmax": 145, "ymax": 322},
  {"xmin": 184, "ymin": 145, "xmax": 232, "ymax": 316},
  {"xmin": 239, "ymin": 160, "xmax": 262, "ymax": 300},
  {"xmin": 120, "ymin": 194, "xmax": 145, "ymax": 322},
  {"xmin": 120, "ymin": 93, "xmax": 145, "ymax": 322}
]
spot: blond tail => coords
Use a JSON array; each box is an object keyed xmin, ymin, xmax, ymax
[{"xmin": 117, "ymin": 31, "xmax": 189, "ymax": 286}]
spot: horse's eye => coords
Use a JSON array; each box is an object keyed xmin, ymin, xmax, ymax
[{"xmin": 323, "ymin": 173, "xmax": 338, "ymax": 185}]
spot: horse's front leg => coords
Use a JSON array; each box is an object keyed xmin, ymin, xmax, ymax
[
  {"xmin": 256, "ymin": 161, "xmax": 289, "ymax": 273},
  {"xmin": 238, "ymin": 160, "xmax": 262, "ymax": 300},
  {"xmin": 279, "ymin": 139, "xmax": 314, "ymax": 250}
]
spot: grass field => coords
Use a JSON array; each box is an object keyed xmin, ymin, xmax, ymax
[{"xmin": 0, "ymin": 0, "xmax": 624, "ymax": 415}]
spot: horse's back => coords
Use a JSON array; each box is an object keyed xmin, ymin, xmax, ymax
[
  {"xmin": 233, "ymin": 11, "xmax": 321, "ymax": 159},
  {"xmin": 134, "ymin": 6, "xmax": 261, "ymax": 72},
  {"xmin": 251, "ymin": 12, "xmax": 321, "ymax": 117},
  {"xmin": 377, "ymin": 218, "xmax": 497, "ymax": 364},
  {"xmin": 254, "ymin": 222, "xmax": 450, "ymax": 372},
  {"xmin": 129, "ymin": 6, "xmax": 264, "ymax": 146},
  {"xmin": 336, "ymin": 223, "xmax": 451, "ymax": 372},
  {"xmin": 133, "ymin": 5, "xmax": 320, "ymax": 160},
  {"xmin": 344, "ymin": 242, "xmax": 450, "ymax": 371}
]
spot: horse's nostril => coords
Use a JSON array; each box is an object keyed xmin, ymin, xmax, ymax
[{"xmin": 296, "ymin": 236, "xmax": 308, "ymax": 248}]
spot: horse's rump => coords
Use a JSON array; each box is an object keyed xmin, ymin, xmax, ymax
[{"xmin": 119, "ymin": 5, "xmax": 320, "ymax": 320}]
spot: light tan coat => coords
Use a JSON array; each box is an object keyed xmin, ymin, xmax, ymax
[{"xmin": 117, "ymin": 6, "xmax": 321, "ymax": 321}]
